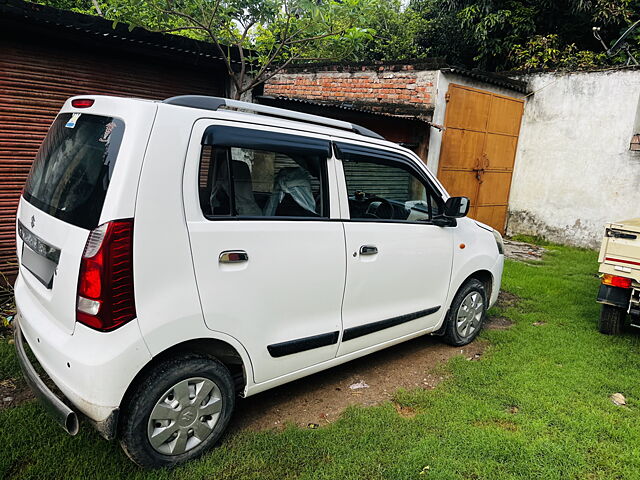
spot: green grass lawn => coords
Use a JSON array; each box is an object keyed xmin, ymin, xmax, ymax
[{"xmin": 3, "ymin": 245, "xmax": 640, "ymax": 479}]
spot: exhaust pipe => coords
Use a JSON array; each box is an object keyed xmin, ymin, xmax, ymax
[{"xmin": 14, "ymin": 320, "xmax": 79, "ymax": 435}]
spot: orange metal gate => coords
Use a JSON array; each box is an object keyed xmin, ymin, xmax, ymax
[
  {"xmin": 0, "ymin": 39, "xmax": 225, "ymax": 283},
  {"xmin": 437, "ymin": 84, "xmax": 524, "ymax": 233}
]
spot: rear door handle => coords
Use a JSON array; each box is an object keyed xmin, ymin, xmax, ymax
[
  {"xmin": 359, "ymin": 245, "xmax": 378, "ymax": 255},
  {"xmin": 219, "ymin": 250, "xmax": 248, "ymax": 263}
]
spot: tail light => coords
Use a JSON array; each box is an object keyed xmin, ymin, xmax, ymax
[
  {"xmin": 602, "ymin": 274, "xmax": 632, "ymax": 289},
  {"xmin": 76, "ymin": 219, "xmax": 136, "ymax": 331}
]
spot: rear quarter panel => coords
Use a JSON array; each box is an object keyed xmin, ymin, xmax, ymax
[{"xmin": 132, "ymin": 106, "xmax": 255, "ymax": 384}]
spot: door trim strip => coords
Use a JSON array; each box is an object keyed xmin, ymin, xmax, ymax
[
  {"xmin": 267, "ymin": 331, "xmax": 340, "ymax": 358},
  {"xmin": 342, "ymin": 306, "xmax": 441, "ymax": 342}
]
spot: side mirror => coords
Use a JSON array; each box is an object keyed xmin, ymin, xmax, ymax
[{"xmin": 444, "ymin": 196, "xmax": 470, "ymax": 218}]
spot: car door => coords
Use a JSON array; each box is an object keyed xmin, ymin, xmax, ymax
[
  {"xmin": 183, "ymin": 120, "xmax": 346, "ymax": 384},
  {"xmin": 334, "ymin": 140, "xmax": 454, "ymax": 356}
]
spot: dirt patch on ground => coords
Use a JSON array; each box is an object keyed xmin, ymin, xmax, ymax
[
  {"xmin": 0, "ymin": 377, "xmax": 33, "ymax": 411},
  {"xmin": 485, "ymin": 316, "xmax": 514, "ymax": 330},
  {"xmin": 503, "ymin": 239, "xmax": 545, "ymax": 262},
  {"xmin": 393, "ymin": 402, "xmax": 417, "ymax": 418},
  {"xmin": 230, "ymin": 336, "xmax": 487, "ymax": 432},
  {"xmin": 496, "ymin": 291, "xmax": 521, "ymax": 309},
  {"xmin": 484, "ymin": 291, "xmax": 519, "ymax": 330}
]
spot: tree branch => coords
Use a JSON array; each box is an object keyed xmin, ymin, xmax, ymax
[
  {"xmin": 91, "ymin": 0, "xmax": 103, "ymax": 17},
  {"xmin": 235, "ymin": 21, "xmax": 256, "ymax": 98},
  {"xmin": 251, "ymin": 10, "xmax": 295, "ymax": 82},
  {"xmin": 245, "ymin": 54, "xmax": 300, "ymax": 92},
  {"xmin": 287, "ymin": 29, "xmax": 345, "ymax": 45},
  {"xmin": 153, "ymin": 26, "xmax": 207, "ymax": 34},
  {"xmin": 133, "ymin": 0, "xmax": 355, "ymax": 100},
  {"xmin": 207, "ymin": 0, "xmax": 222, "ymax": 30},
  {"xmin": 157, "ymin": 4, "xmax": 238, "ymax": 86}
]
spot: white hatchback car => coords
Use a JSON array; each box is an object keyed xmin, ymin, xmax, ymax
[{"xmin": 14, "ymin": 95, "xmax": 504, "ymax": 467}]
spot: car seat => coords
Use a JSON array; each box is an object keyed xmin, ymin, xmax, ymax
[
  {"xmin": 210, "ymin": 159, "xmax": 262, "ymax": 216},
  {"xmin": 263, "ymin": 167, "xmax": 317, "ymax": 217}
]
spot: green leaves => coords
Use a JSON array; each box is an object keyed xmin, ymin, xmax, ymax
[
  {"xmin": 411, "ymin": 0, "xmax": 640, "ymax": 70},
  {"xmin": 511, "ymin": 34, "xmax": 607, "ymax": 70}
]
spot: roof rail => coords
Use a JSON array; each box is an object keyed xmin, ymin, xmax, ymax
[{"xmin": 163, "ymin": 95, "xmax": 384, "ymax": 140}]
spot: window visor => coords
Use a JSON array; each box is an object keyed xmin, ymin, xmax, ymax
[
  {"xmin": 333, "ymin": 141, "xmax": 414, "ymax": 166},
  {"xmin": 202, "ymin": 125, "xmax": 331, "ymax": 157}
]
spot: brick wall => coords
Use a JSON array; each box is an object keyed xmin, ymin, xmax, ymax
[{"xmin": 264, "ymin": 65, "xmax": 436, "ymax": 115}]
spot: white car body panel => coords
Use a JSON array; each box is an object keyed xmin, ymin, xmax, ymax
[
  {"xmin": 338, "ymin": 220, "xmax": 452, "ymax": 355},
  {"xmin": 332, "ymin": 146, "xmax": 453, "ymax": 356}
]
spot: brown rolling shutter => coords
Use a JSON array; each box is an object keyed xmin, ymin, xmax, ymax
[{"xmin": 0, "ymin": 38, "xmax": 225, "ymax": 283}]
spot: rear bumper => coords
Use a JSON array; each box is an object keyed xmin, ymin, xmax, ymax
[
  {"xmin": 15, "ymin": 316, "xmax": 122, "ymax": 439},
  {"xmin": 14, "ymin": 320, "xmax": 79, "ymax": 435},
  {"xmin": 596, "ymin": 284, "xmax": 631, "ymax": 309},
  {"xmin": 14, "ymin": 273, "xmax": 153, "ymax": 436}
]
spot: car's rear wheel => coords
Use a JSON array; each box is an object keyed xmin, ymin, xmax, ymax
[
  {"xmin": 598, "ymin": 304, "xmax": 625, "ymax": 335},
  {"xmin": 119, "ymin": 354, "xmax": 235, "ymax": 468},
  {"xmin": 442, "ymin": 279, "xmax": 487, "ymax": 346}
]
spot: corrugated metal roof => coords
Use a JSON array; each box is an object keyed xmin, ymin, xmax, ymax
[
  {"xmin": 257, "ymin": 95, "xmax": 432, "ymax": 121},
  {"xmin": 0, "ymin": 0, "xmax": 239, "ymax": 66},
  {"xmin": 440, "ymin": 67, "xmax": 530, "ymax": 94}
]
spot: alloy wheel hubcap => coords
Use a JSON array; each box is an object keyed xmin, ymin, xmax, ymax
[
  {"xmin": 147, "ymin": 377, "xmax": 222, "ymax": 456},
  {"xmin": 455, "ymin": 291, "xmax": 484, "ymax": 338}
]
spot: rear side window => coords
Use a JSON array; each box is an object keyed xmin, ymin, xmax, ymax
[
  {"xmin": 198, "ymin": 126, "xmax": 330, "ymax": 219},
  {"xmin": 23, "ymin": 113, "xmax": 125, "ymax": 229}
]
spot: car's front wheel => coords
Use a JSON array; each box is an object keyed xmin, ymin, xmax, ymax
[
  {"xmin": 442, "ymin": 278, "xmax": 488, "ymax": 346},
  {"xmin": 598, "ymin": 304, "xmax": 625, "ymax": 335},
  {"xmin": 119, "ymin": 354, "xmax": 235, "ymax": 468}
]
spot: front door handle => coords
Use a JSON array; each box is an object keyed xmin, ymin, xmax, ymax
[
  {"xmin": 359, "ymin": 245, "xmax": 378, "ymax": 256},
  {"xmin": 219, "ymin": 250, "xmax": 248, "ymax": 263}
]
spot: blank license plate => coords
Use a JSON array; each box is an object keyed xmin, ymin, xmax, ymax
[{"xmin": 22, "ymin": 243, "xmax": 56, "ymax": 288}]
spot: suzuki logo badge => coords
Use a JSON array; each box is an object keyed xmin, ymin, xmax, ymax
[{"xmin": 30, "ymin": 215, "xmax": 35, "ymax": 228}]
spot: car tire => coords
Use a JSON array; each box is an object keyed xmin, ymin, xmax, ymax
[
  {"xmin": 442, "ymin": 279, "xmax": 488, "ymax": 346},
  {"xmin": 119, "ymin": 354, "xmax": 235, "ymax": 469},
  {"xmin": 598, "ymin": 304, "xmax": 625, "ymax": 335}
]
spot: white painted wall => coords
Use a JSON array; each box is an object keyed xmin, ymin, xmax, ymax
[{"xmin": 508, "ymin": 70, "xmax": 640, "ymax": 248}]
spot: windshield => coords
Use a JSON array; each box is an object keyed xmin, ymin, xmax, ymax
[{"xmin": 23, "ymin": 113, "xmax": 125, "ymax": 229}]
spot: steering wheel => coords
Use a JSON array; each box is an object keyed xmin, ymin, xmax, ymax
[{"xmin": 363, "ymin": 196, "xmax": 395, "ymax": 219}]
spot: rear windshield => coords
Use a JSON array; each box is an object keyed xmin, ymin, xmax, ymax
[{"xmin": 23, "ymin": 113, "xmax": 125, "ymax": 230}]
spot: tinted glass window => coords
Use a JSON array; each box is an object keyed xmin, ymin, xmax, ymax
[
  {"xmin": 23, "ymin": 113, "xmax": 125, "ymax": 229},
  {"xmin": 343, "ymin": 159, "xmax": 442, "ymax": 222},
  {"xmin": 199, "ymin": 145, "xmax": 327, "ymax": 218}
]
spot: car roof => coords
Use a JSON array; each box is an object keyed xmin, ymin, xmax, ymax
[
  {"xmin": 163, "ymin": 95, "xmax": 385, "ymax": 140},
  {"xmin": 64, "ymin": 94, "xmax": 422, "ymax": 160}
]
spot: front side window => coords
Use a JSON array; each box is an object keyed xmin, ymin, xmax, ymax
[
  {"xmin": 198, "ymin": 145, "xmax": 327, "ymax": 219},
  {"xmin": 340, "ymin": 150, "xmax": 442, "ymax": 222}
]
